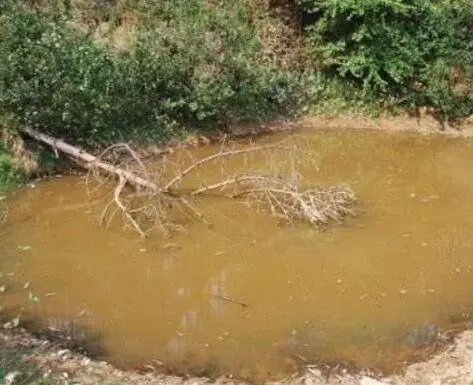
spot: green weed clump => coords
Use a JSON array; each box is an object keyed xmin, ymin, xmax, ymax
[
  {"xmin": 297, "ymin": 0, "xmax": 473, "ymax": 124},
  {"xmin": 0, "ymin": 1, "xmax": 305, "ymax": 146},
  {"xmin": 0, "ymin": 141, "xmax": 25, "ymax": 192}
]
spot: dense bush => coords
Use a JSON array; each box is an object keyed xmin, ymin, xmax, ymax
[
  {"xmin": 1, "ymin": 0, "xmax": 473, "ymax": 155},
  {"xmin": 0, "ymin": 1, "xmax": 305, "ymax": 145},
  {"xmin": 297, "ymin": 0, "xmax": 473, "ymax": 123}
]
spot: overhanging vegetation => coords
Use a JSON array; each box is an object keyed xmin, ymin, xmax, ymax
[{"xmin": 0, "ymin": 0, "xmax": 472, "ymax": 185}]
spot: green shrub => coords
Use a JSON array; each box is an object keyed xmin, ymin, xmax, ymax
[
  {"xmin": 297, "ymin": 0, "xmax": 473, "ymax": 123},
  {"xmin": 0, "ymin": 142, "xmax": 25, "ymax": 191},
  {"xmin": 0, "ymin": 2, "xmax": 305, "ymax": 146}
]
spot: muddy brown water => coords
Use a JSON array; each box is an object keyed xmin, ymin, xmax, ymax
[{"xmin": 1, "ymin": 128, "xmax": 473, "ymax": 380}]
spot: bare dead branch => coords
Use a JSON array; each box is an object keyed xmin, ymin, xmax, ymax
[
  {"xmin": 162, "ymin": 144, "xmax": 281, "ymax": 192},
  {"xmin": 20, "ymin": 127, "xmax": 157, "ymax": 191},
  {"xmin": 190, "ymin": 175, "xmax": 275, "ymax": 196},
  {"xmin": 20, "ymin": 126, "xmax": 357, "ymax": 236},
  {"xmin": 112, "ymin": 176, "xmax": 146, "ymax": 237}
]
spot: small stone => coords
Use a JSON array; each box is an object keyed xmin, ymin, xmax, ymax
[
  {"xmin": 399, "ymin": 289, "xmax": 408, "ymax": 296},
  {"xmin": 410, "ymin": 193, "xmax": 417, "ymax": 198},
  {"xmin": 139, "ymin": 248, "xmax": 147, "ymax": 253},
  {"xmin": 57, "ymin": 349, "xmax": 69, "ymax": 357},
  {"xmin": 5, "ymin": 372, "xmax": 21, "ymax": 385},
  {"xmin": 337, "ymin": 279, "xmax": 343, "ymax": 284},
  {"xmin": 360, "ymin": 377, "xmax": 389, "ymax": 385}
]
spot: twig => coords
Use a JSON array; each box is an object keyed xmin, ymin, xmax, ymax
[{"xmin": 213, "ymin": 294, "xmax": 249, "ymax": 308}]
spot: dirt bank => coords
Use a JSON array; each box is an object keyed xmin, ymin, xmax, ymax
[
  {"xmin": 296, "ymin": 113, "xmax": 473, "ymax": 137},
  {"xmin": 1, "ymin": 327, "xmax": 473, "ymax": 385},
  {"xmin": 231, "ymin": 112, "xmax": 473, "ymax": 139}
]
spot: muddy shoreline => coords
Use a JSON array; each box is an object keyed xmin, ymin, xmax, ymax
[
  {"xmin": 3, "ymin": 114, "xmax": 473, "ymax": 384},
  {"xmin": 231, "ymin": 112, "xmax": 473, "ymax": 139},
  {"xmin": 2, "ymin": 326, "xmax": 473, "ymax": 385}
]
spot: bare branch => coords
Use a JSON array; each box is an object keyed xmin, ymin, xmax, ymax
[
  {"xmin": 20, "ymin": 127, "xmax": 157, "ymax": 191},
  {"xmin": 20, "ymin": 126, "xmax": 357, "ymax": 236},
  {"xmin": 190, "ymin": 175, "xmax": 275, "ymax": 196},
  {"xmin": 162, "ymin": 144, "xmax": 281, "ymax": 192},
  {"xmin": 113, "ymin": 176, "xmax": 146, "ymax": 237}
]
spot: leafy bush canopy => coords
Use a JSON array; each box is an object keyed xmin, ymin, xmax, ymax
[
  {"xmin": 297, "ymin": 0, "xmax": 473, "ymax": 123},
  {"xmin": 0, "ymin": 0, "xmax": 305, "ymax": 146},
  {"xmin": 0, "ymin": 0, "xmax": 473, "ymax": 158}
]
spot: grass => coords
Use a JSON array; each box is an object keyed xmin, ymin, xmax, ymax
[
  {"xmin": 0, "ymin": 141, "xmax": 25, "ymax": 192},
  {"xmin": 0, "ymin": 348, "xmax": 53, "ymax": 385}
]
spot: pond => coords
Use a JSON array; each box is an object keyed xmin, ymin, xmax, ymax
[{"xmin": 1, "ymin": 127, "xmax": 473, "ymax": 381}]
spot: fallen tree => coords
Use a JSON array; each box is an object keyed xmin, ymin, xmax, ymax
[
  {"xmin": 20, "ymin": 127, "xmax": 157, "ymax": 190},
  {"xmin": 20, "ymin": 126, "xmax": 356, "ymax": 237}
]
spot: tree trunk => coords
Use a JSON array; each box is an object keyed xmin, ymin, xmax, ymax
[{"xmin": 20, "ymin": 126, "xmax": 157, "ymax": 191}]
